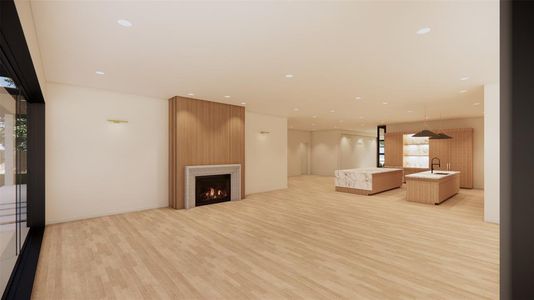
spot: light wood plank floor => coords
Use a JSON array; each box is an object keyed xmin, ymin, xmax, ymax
[{"xmin": 33, "ymin": 176, "xmax": 499, "ymax": 299}]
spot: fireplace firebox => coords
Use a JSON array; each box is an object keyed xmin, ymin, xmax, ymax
[{"xmin": 195, "ymin": 174, "xmax": 231, "ymax": 206}]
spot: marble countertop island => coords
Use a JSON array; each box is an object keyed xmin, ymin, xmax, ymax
[
  {"xmin": 335, "ymin": 168, "xmax": 403, "ymax": 195},
  {"xmin": 405, "ymin": 170, "xmax": 460, "ymax": 181}
]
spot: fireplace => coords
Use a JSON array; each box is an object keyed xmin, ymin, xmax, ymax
[
  {"xmin": 195, "ymin": 174, "xmax": 231, "ymax": 206},
  {"xmin": 184, "ymin": 164, "xmax": 241, "ymax": 209}
]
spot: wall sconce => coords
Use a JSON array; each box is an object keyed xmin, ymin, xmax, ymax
[
  {"xmin": 107, "ymin": 119, "xmax": 128, "ymax": 124},
  {"xmin": 260, "ymin": 131, "xmax": 270, "ymax": 134}
]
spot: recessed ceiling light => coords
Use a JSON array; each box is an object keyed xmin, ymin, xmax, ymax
[
  {"xmin": 460, "ymin": 76, "xmax": 470, "ymax": 81},
  {"xmin": 355, "ymin": 96, "xmax": 362, "ymax": 100},
  {"xmin": 416, "ymin": 27, "xmax": 431, "ymax": 35},
  {"xmin": 241, "ymin": 102, "xmax": 246, "ymax": 105},
  {"xmin": 293, "ymin": 108, "xmax": 299, "ymax": 111},
  {"xmin": 407, "ymin": 110, "xmax": 413, "ymax": 113},
  {"xmin": 312, "ymin": 115, "xmax": 317, "ymax": 118},
  {"xmin": 459, "ymin": 90, "xmax": 467, "ymax": 93},
  {"xmin": 285, "ymin": 74, "xmax": 294, "ymax": 78},
  {"xmin": 224, "ymin": 95, "xmax": 231, "ymax": 98},
  {"xmin": 187, "ymin": 93, "xmax": 194, "ymax": 96},
  {"xmin": 473, "ymin": 102, "xmax": 481, "ymax": 106},
  {"xmin": 330, "ymin": 110, "xmax": 335, "ymax": 113},
  {"xmin": 382, "ymin": 102, "xmax": 388, "ymax": 105},
  {"xmin": 117, "ymin": 19, "xmax": 133, "ymax": 27},
  {"xmin": 95, "ymin": 71, "xmax": 105, "ymax": 75}
]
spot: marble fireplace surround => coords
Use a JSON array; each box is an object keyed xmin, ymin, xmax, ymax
[{"xmin": 184, "ymin": 164, "xmax": 241, "ymax": 209}]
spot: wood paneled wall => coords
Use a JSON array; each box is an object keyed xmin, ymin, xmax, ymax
[
  {"xmin": 384, "ymin": 132, "xmax": 403, "ymax": 168},
  {"xmin": 429, "ymin": 128, "xmax": 473, "ymax": 188},
  {"xmin": 169, "ymin": 97, "xmax": 245, "ymax": 209}
]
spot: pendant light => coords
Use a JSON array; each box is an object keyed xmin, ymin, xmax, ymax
[
  {"xmin": 429, "ymin": 113, "xmax": 452, "ymax": 139},
  {"xmin": 412, "ymin": 107, "xmax": 439, "ymax": 138},
  {"xmin": 412, "ymin": 129, "xmax": 438, "ymax": 138}
]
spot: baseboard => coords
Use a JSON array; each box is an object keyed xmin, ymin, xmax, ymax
[
  {"xmin": 46, "ymin": 204, "xmax": 169, "ymax": 225},
  {"xmin": 2, "ymin": 226, "xmax": 44, "ymax": 300}
]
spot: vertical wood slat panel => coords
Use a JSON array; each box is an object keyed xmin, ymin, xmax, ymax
[
  {"xmin": 429, "ymin": 128, "xmax": 474, "ymax": 189},
  {"xmin": 384, "ymin": 132, "xmax": 403, "ymax": 167},
  {"xmin": 169, "ymin": 98, "xmax": 177, "ymax": 208},
  {"xmin": 168, "ymin": 97, "xmax": 245, "ymax": 209}
]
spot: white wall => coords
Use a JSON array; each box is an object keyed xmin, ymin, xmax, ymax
[
  {"xmin": 288, "ymin": 130, "xmax": 311, "ymax": 176},
  {"xmin": 245, "ymin": 111, "xmax": 287, "ymax": 195},
  {"xmin": 484, "ymin": 83, "xmax": 499, "ymax": 224},
  {"xmin": 46, "ymin": 83, "xmax": 168, "ymax": 224},
  {"xmin": 339, "ymin": 134, "xmax": 377, "ymax": 170},
  {"xmin": 310, "ymin": 130, "xmax": 340, "ymax": 176},
  {"xmin": 387, "ymin": 117, "xmax": 485, "ymax": 189},
  {"xmin": 311, "ymin": 130, "xmax": 376, "ymax": 176}
]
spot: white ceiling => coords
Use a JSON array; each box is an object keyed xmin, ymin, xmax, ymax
[{"xmin": 30, "ymin": 0, "xmax": 498, "ymax": 132}]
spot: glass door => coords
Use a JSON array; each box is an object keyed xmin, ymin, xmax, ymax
[
  {"xmin": 0, "ymin": 64, "xmax": 28, "ymax": 291},
  {"xmin": 16, "ymin": 95, "xmax": 28, "ymax": 252},
  {"xmin": 0, "ymin": 72, "xmax": 18, "ymax": 291}
]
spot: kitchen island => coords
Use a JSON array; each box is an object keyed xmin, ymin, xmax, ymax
[
  {"xmin": 405, "ymin": 171, "xmax": 460, "ymax": 204},
  {"xmin": 335, "ymin": 168, "xmax": 403, "ymax": 195}
]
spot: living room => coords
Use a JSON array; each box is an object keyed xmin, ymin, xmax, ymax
[{"xmin": 2, "ymin": 0, "xmax": 534, "ymax": 299}]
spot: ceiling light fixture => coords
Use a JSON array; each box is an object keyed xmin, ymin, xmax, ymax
[
  {"xmin": 293, "ymin": 108, "xmax": 299, "ymax": 111},
  {"xmin": 355, "ymin": 96, "xmax": 362, "ymax": 100},
  {"xmin": 459, "ymin": 90, "xmax": 467, "ymax": 93},
  {"xmin": 460, "ymin": 76, "xmax": 470, "ymax": 81},
  {"xmin": 473, "ymin": 102, "xmax": 481, "ymax": 106},
  {"xmin": 95, "ymin": 71, "xmax": 105, "ymax": 75},
  {"xmin": 285, "ymin": 74, "xmax": 294, "ymax": 78},
  {"xmin": 330, "ymin": 110, "xmax": 335, "ymax": 113},
  {"xmin": 241, "ymin": 102, "xmax": 246, "ymax": 105},
  {"xmin": 224, "ymin": 95, "xmax": 231, "ymax": 98},
  {"xmin": 382, "ymin": 102, "xmax": 388, "ymax": 105},
  {"xmin": 416, "ymin": 27, "xmax": 431, "ymax": 35},
  {"xmin": 187, "ymin": 93, "xmax": 194, "ymax": 96},
  {"xmin": 117, "ymin": 19, "xmax": 133, "ymax": 27}
]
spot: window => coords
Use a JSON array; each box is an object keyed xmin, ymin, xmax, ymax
[{"xmin": 377, "ymin": 125, "xmax": 386, "ymax": 167}]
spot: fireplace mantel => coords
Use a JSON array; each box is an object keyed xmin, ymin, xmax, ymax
[{"xmin": 184, "ymin": 164, "xmax": 241, "ymax": 209}]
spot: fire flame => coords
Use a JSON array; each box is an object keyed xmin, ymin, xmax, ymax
[{"xmin": 203, "ymin": 187, "xmax": 227, "ymax": 199}]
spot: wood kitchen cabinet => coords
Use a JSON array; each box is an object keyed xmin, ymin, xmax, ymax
[
  {"xmin": 384, "ymin": 132, "xmax": 403, "ymax": 168},
  {"xmin": 384, "ymin": 128, "xmax": 473, "ymax": 188},
  {"xmin": 429, "ymin": 128, "xmax": 473, "ymax": 188}
]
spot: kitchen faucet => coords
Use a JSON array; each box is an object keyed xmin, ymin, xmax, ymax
[{"xmin": 431, "ymin": 157, "xmax": 441, "ymax": 174}]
